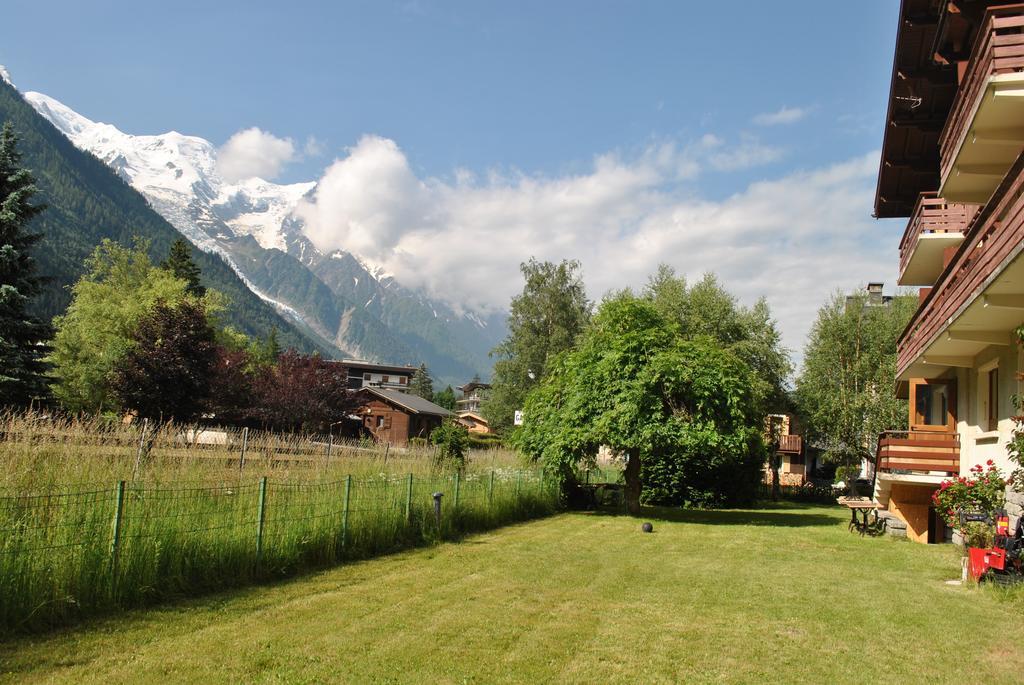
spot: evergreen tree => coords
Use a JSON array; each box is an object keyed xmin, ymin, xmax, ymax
[
  {"xmin": 161, "ymin": 238, "xmax": 206, "ymax": 298},
  {"xmin": 0, "ymin": 123, "xmax": 50, "ymax": 407},
  {"xmin": 409, "ymin": 363, "xmax": 434, "ymax": 401},
  {"xmin": 434, "ymin": 385, "xmax": 456, "ymax": 411}
]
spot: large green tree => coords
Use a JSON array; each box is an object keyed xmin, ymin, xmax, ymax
[
  {"xmin": 486, "ymin": 258, "xmax": 591, "ymax": 433},
  {"xmin": 111, "ymin": 299, "xmax": 218, "ymax": 422},
  {"xmin": 48, "ymin": 240, "xmax": 192, "ymax": 414},
  {"xmin": 795, "ymin": 289, "xmax": 917, "ymax": 474},
  {"xmin": 0, "ymin": 123, "xmax": 49, "ymax": 407},
  {"xmin": 644, "ymin": 265, "xmax": 791, "ymax": 415},
  {"xmin": 516, "ymin": 294, "xmax": 765, "ymax": 514}
]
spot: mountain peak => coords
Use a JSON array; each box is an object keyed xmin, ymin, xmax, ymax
[{"xmin": 0, "ymin": 65, "xmax": 13, "ymax": 88}]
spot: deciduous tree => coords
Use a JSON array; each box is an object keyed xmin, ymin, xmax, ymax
[
  {"xmin": 49, "ymin": 240, "xmax": 190, "ymax": 414},
  {"xmin": 644, "ymin": 265, "xmax": 791, "ymax": 415},
  {"xmin": 252, "ymin": 352, "xmax": 357, "ymax": 433},
  {"xmin": 486, "ymin": 258, "xmax": 591, "ymax": 432},
  {"xmin": 516, "ymin": 294, "xmax": 765, "ymax": 514},
  {"xmin": 111, "ymin": 299, "xmax": 217, "ymax": 422},
  {"xmin": 795, "ymin": 289, "xmax": 917, "ymax": 475}
]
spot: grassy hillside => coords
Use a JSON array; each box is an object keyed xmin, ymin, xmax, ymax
[{"xmin": 0, "ymin": 79, "xmax": 326, "ymax": 354}]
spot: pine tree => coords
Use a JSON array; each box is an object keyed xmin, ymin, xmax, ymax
[
  {"xmin": 0, "ymin": 123, "xmax": 50, "ymax": 407},
  {"xmin": 434, "ymin": 385, "xmax": 456, "ymax": 411},
  {"xmin": 409, "ymin": 363, "xmax": 434, "ymax": 401},
  {"xmin": 161, "ymin": 238, "xmax": 206, "ymax": 298}
]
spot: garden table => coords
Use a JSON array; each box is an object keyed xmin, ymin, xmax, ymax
[{"xmin": 837, "ymin": 497, "xmax": 882, "ymax": 536}]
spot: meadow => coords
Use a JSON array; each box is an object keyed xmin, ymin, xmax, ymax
[
  {"xmin": 3, "ymin": 503, "xmax": 1022, "ymax": 684},
  {"xmin": 0, "ymin": 412, "xmax": 562, "ymax": 633}
]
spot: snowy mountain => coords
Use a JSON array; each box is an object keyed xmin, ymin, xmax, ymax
[{"xmin": 24, "ymin": 91, "xmax": 503, "ymax": 384}]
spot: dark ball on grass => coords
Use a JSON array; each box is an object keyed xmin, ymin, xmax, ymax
[{"xmin": 641, "ymin": 522, "xmax": 653, "ymax": 533}]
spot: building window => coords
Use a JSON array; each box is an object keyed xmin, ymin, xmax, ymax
[
  {"xmin": 399, "ymin": 376, "xmax": 407, "ymax": 385},
  {"xmin": 910, "ymin": 378, "xmax": 956, "ymax": 433},
  {"xmin": 382, "ymin": 375, "xmax": 390, "ymax": 384},
  {"xmin": 979, "ymin": 363, "xmax": 999, "ymax": 432},
  {"xmin": 363, "ymin": 373, "xmax": 371, "ymax": 381},
  {"xmin": 376, "ymin": 416, "xmax": 385, "ymax": 428}
]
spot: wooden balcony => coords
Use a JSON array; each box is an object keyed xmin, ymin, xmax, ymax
[
  {"xmin": 939, "ymin": 6, "xmax": 1024, "ymax": 204},
  {"xmin": 777, "ymin": 434, "xmax": 801, "ymax": 455},
  {"xmin": 897, "ymin": 147, "xmax": 1024, "ymax": 376},
  {"xmin": 876, "ymin": 431, "xmax": 960, "ymax": 476},
  {"xmin": 898, "ymin": 193, "xmax": 978, "ymax": 286}
]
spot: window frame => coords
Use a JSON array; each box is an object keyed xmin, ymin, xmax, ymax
[{"xmin": 909, "ymin": 378, "xmax": 957, "ymax": 434}]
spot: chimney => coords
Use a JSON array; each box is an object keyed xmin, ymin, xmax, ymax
[{"xmin": 867, "ymin": 282, "xmax": 884, "ymax": 305}]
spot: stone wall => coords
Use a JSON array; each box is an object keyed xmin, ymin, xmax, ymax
[{"xmin": 1006, "ymin": 485, "xmax": 1024, "ymax": 532}]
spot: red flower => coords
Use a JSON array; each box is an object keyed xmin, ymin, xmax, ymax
[{"xmin": 987, "ymin": 459, "xmax": 995, "ymax": 466}]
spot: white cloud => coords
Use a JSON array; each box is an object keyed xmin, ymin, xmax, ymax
[
  {"xmin": 753, "ymin": 106, "xmax": 808, "ymax": 126},
  {"xmin": 297, "ymin": 136, "xmax": 897, "ymax": 361},
  {"xmin": 303, "ymin": 135, "xmax": 325, "ymax": 157},
  {"xmin": 708, "ymin": 140, "xmax": 783, "ymax": 171},
  {"xmin": 216, "ymin": 127, "xmax": 297, "ymax": 183}
]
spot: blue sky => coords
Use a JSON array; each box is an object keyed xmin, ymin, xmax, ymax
[{"xmin": 1, "ymin": 1, "xmax": 904, "ymax": 360}]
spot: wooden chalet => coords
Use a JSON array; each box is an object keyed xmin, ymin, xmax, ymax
[
  {"xmin": 874, "ymin": 0, "xmax": 1024, "ymax": 543},
  {"xmin": 357, "ymin": 387, "xmax": 453, "ymax": 447}
]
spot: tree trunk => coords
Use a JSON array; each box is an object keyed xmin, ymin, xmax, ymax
[
  {"xmin": 624, "ymin": 449, "xmax": 641, "ymax": 515},
  {"xmin": 770, "ymin": 452, "xmax": 781, "ymax": 501}
]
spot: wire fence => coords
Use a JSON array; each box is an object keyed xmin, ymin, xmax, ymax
[{"xmin": 0, "ymin": 468, "xmax": 558, "ymax": 634}]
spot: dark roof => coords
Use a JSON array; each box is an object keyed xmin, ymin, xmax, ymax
[
  {"xmin": 874, "ymin": 0, "xmax": 958, "ymax": 218},
  {"xmin": 457, "ymin": 381, "xmax": 491, "ymax": 393},
  {"xmin": 333, "ymin": 359, "xmax": 417, "ymax": 375},
  {"xmin": 358, "ymin": 388, "xmax": 453, "ymax": 417}
]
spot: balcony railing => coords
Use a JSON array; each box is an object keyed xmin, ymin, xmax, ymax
[
  {"xmin": 897, "ymin": 147, "xmax": 1024, "ymax": 375},
  {"xmin": 875, "ymin": 431, "xmax": 960, "ymax": 476},
  {"xmin": 939, "ymin": 7, "xmax": 1024, "ymax": 199},
  {"xmin": 898, "ymin": 193, "xmax": 978, "ymax": 283},
  {"xmin": 777, "ymin": 434, "xmax": 802, "ymax": 454}
]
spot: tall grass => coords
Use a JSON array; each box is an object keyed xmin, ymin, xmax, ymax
[{"xmin": 0, "ymin": 412, "xmax": 558, "ymax": 634}]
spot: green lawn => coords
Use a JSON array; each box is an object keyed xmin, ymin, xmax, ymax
[{"xmin": 2, "ymin": 503, "xmax": 1022, "ymax": 684}]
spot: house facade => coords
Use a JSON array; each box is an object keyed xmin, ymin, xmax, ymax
[
  {"xmin": 874, "ymin": 0, "xmax": 1024, "ymax": 543},
  {"xmin": 339, "ymin": 359, "xmax": 417, "ymax": 392},
  {"xmin": 357, "ymin": 387, "xmax": 452, "ymax": 446},
  {"xmin": 765, "ymin": 414, "xmax": 807, "ymax": 486},
  {"xmin": 457, "ymin": 411, "xmax": 492, "ymax": 435},
  {"xmin": 455, "ymin": 380, "xmax": 491, "ymax": 414}
]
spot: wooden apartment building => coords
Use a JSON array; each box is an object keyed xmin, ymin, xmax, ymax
[{"xmin": 874, "ymin": 0, "xmax": 1024, "ymax": 542}]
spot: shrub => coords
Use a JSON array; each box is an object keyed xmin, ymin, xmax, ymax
[
  {"xmin": 431, "ymin": 420, "xmax": 469, "ymax": 471},
  {"xmin": 932, "ymin": 461, "xmax": 1006, "ymax": 532}
]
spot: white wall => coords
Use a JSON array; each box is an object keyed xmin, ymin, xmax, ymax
[{"xmin": 955, "ymin": 344, "xmax": 1019, "ymax": 479}]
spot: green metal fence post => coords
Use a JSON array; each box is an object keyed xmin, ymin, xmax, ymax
[
  {"xmin": 255, "ymin": 476, "xmax": 268, "ymax": 572},
  {"xmin": 516, "ymin": 470, "xmax": 521, "ymax": 496},
  {"xmin": 341, "ymin": 474, "xmax": 352, "ymax": 549},
  {"xmin": 109, "ymin": 480, "xmax": 126, "ymax": 576},
  {"xmin": 405, "ymin": 473, "xmax": 413, "ymax": 522},
  {"xmin": 488, "ymin": 470, "xmax": 495, "ymax": 506},
  {"xmin": 453, "ymin": 471, "xmax": 461, "ymax": 510}
]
